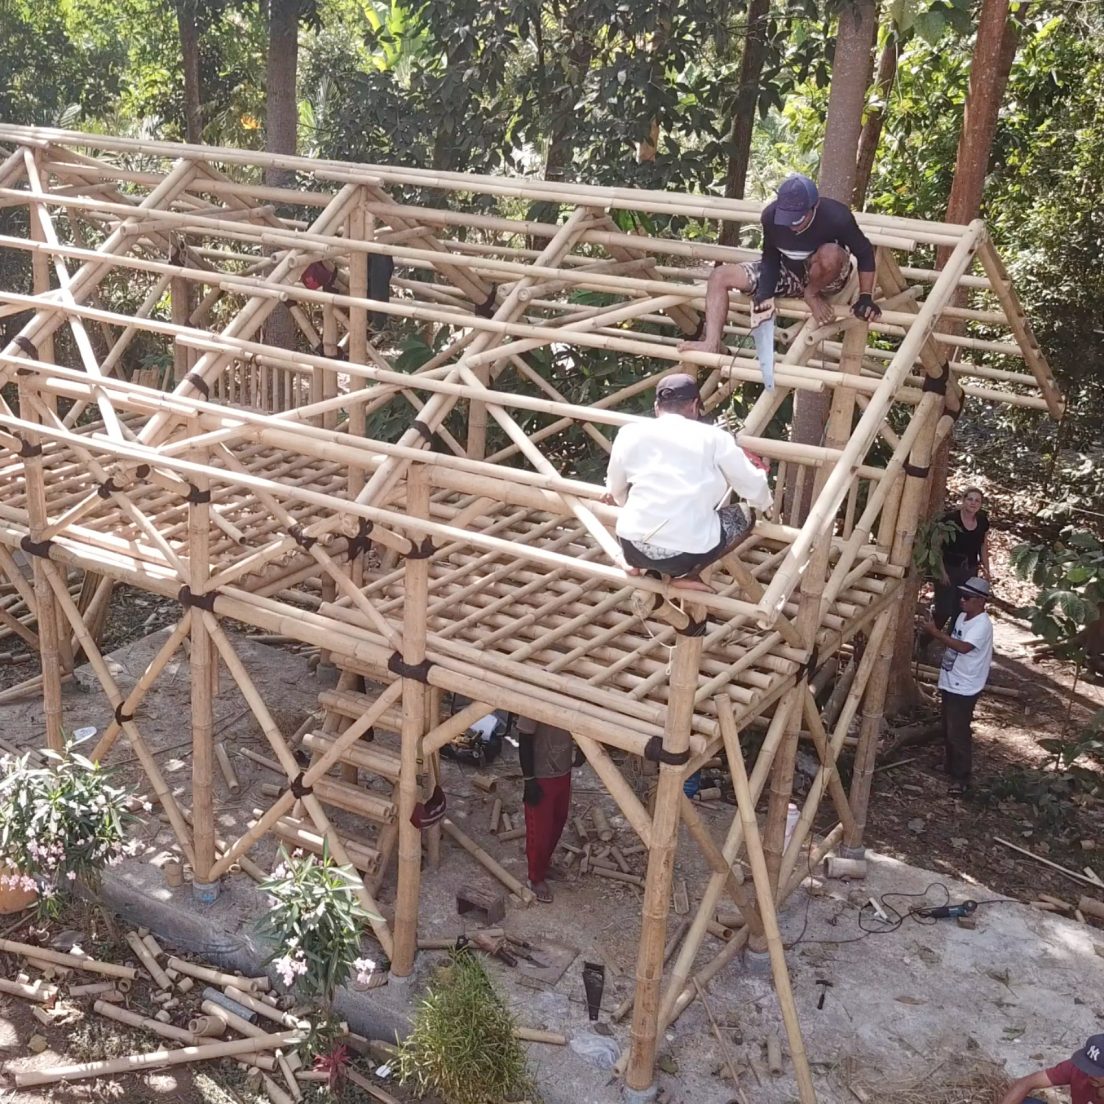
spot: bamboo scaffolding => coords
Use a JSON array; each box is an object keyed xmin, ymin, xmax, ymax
[{"xmin": 0, "ymin": 131, "xmax": 1063, "ymax": 1097}]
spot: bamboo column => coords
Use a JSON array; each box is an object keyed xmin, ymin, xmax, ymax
[
  {"xmin": 15, "ymin": 385, "xmax": 64, "ymax": 752},
  {"xmin": 189, "ymin": 436, "xmax": 217, "ymax": 897},
  {"xmin": 719, "ymin": 701, "xmax": 817, "ymax": 1104},
  {"xmin": 626, "ymin": 612, "xmax": 704, "ymax": 1094},
  {"xmin": 391, "ymin": 463, "xmax": 431, "ymax": 977}
]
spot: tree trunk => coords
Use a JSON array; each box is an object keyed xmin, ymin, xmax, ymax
[
  {"xmin": 719, "ymin": 0, "xmax": 771, "ymax": 246},
  {"xmin": 176, "ymin": 1, "xmax": 203, "ymax": 144},
  {"xmin": 788, "ymin": 0, "xmax": 877, "ymax": 523},
  {"xmin": 852, "ymin": 34, "xmax": 898, "ymax": 209},
  {"xmin": 263, "ymin": 0, "xmax": 301, "ymax": 365},
  {"xmin": 885, "ymin": 1, "xmax": 1022, "ymax": 714},
  {"xmin": 818, "ymin": 0, "xmax": 878, "ymax": 203}
]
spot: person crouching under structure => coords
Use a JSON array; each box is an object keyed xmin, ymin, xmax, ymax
[
  {"xmin": 517, "ymin": 715, "xmax": 580, "ymax": 903},
  {"xmin": 605, "ymin": 373, "xmax": 773, "ymax": 594}
]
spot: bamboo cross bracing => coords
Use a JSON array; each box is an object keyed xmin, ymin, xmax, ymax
[{"xmin": 0, "ymin": 126, "xmax": 1061, "ymax": 1101}]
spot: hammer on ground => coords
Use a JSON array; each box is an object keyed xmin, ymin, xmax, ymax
[{"xmin": 815, "ymin": 979, "xmax": 833, "ymax": 1010}]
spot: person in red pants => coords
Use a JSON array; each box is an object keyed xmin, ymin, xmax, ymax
[{"xmin": 517, "ymin": 716, "xmax": 578, "ymax": 903}]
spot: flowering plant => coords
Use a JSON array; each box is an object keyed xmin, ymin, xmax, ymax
[
  {"xmin": 257, "ymin": 845, "xmax": 382, "ymax": 1004},
  {"xmin": 0, "ymin": 748, "xmax": 139, "ymax": 918}
]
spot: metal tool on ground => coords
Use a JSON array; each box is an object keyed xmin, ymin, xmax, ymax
[
  {"xmin": 582, "ymin": 961, "xmax": 605, "ymax": 1022},
  {"xmin": 815, "ymin": 979, "xmax": 833, "ymax": 1010},
  {"xmin": 915, "ymin": 899, "xmax": 977, "ymax": 920}
]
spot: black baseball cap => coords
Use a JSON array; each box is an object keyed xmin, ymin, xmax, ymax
[
  {"xmin": 655, "ymin": 373, "xmax": 700, "ymax": 402},
  {"xmin": 1072, "ymin": 1035, "xmax": 1104, "ymax": 1077},
  {"xmin": 775, "ymin": 173, "xmax": 818, "ymax": 226}
]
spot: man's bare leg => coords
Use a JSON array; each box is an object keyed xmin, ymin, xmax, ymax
[
  {"xmin": 802, "ymin": 243, "xmax": 849, "ymax": 327},
  {"xmin": 678, "ymin": 264, "xmax": 754, "ymax": 355}
]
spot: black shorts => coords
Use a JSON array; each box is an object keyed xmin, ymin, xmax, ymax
[{"xmin": 620, "ymin": 505, "xmax": 752, "ymax": 578}]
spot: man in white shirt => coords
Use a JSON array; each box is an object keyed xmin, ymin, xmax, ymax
[
  {"xmin": 918, "ymin": 576, "xmax": 994, "ymax": 794},
  {"xmin": 604, "ymin": 374, "xmax": 773, "ymax": 592}
]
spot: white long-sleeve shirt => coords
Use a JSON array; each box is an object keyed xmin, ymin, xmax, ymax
[{"xmin": 606, "ymin": 413, "xmax": 773, "ymax": 554}]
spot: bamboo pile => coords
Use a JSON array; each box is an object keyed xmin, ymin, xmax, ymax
[{"xmin": 0, "ymin": 126, "xmax": 1062, "ymax": 1101}]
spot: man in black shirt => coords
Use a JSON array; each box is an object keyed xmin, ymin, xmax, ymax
[{"xmin": 680, "ymin": 173, "xmax": 882, "ymax": 356}]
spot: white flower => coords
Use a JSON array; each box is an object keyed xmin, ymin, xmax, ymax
[{"xmin": 66, "ymin": 871, "xmax": 77, "ymax": 882}]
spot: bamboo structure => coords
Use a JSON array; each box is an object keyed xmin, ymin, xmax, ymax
[{"xmin": 0, "ymin": 126, "xmax": 1060, "ymax": 1099}]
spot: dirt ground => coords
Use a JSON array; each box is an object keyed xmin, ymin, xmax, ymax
[{"xmin": 0, "ymin": 528, "xmax": 1102, "ymax": 1103}]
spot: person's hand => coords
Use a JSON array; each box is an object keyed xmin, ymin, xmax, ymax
[
  {"xmin": 600, "ymin": 491, "xmax": 616, "ymax": 506},
  {"xmin": 751, "ymin": 298, "xmax": 776, "ymax": 326},
  {"xmin": 523, "ymin": 778, "xmax": 543, "ymax": 806},
  {"xmin": 743, "ymin": 449, "xmax": 769, "ymax": 472},
  {"xmin": 852, "ymin": 293, "xmax": 881, "ymax": 322},
  {"xmin": 917, "ymin": 611, "xmax": 936, "ymax": 636}
]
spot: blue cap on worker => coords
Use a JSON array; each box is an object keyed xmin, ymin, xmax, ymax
[
  {"xmin": 774, "ymin": 173, "xmax": 818, "ymax": 226},
  {"xmin": 1072, "ymin": 1035, "xmax": 1104, "ymax": 1078}
]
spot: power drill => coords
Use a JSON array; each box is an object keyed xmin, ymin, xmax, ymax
[{"xmin": 916, "ymin": 899, "xmax": 977, "ymax": 920}]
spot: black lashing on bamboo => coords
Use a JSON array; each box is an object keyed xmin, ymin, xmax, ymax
[
  {"xmin": 643, "ymin": 736, "xmax": 691, "ymax": 768},
  {"xmin": 19, "ymin": 535, "xmax": 54, "ymax": 559},
  {"xmin": 184, "ymin": 483, "xmax": 212, "ymax": 504},
  {"xmin": 288, "ymin": 772, "xmax": 313, "ymax": 799},
  {"xmin": 177, "ymin": 585, "xmax": 219, "ymax": 612},
  {"xmin": 96, "ymin": 477, "xmax": 121, "ymax": 499},
  {"xmin": 289, "ymin": 524, "xmax": 316, "ymax": 552},
  {"xmin": 345, "ymin": 518, "xmax": 374, "ymax": 560},
  {"xmin": 184, "ymin": 371, "xmax": 210, "ymax": 399},
  {"xmin": 406, "ymin": 535, "xmax": 436, "ymax": 560},
  {"xmin": 388, "ymin": 653, "xmax": 433, "ymax": 683},
  {"xmin": 16, "ymin": 436, "xmax": 42, "ymax": 458},
  {"xmin": 114, "ymin": 703, "xmax": 136, "ymax": 724}
]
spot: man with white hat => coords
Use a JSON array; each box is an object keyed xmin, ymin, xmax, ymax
[
  {"xmin": 999, "ymin": 1033, "xmax": 1104, "ymax": 1103},
  {"xmin": 918, "ymin": 576, "xmax": 994, "ymax": 794}
]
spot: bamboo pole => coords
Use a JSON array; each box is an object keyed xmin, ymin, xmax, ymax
[
  {"xmin": 13, "ymin": 1029, "xmax": 303, "ymax": 1088},
  {"xmin": 94, "ymin": 999, "xmax": 197, "ymax": 1046},
  {"xmin": 718, "ymin": 699, "xmax": 816, "ymax": 1104},
  {"xmin": 626, "ymin": 614, "xmax": 704, "ymax": 1093},
  {"xmin": 0, "ymin": 937, "xmax": 138, "ymax": 979}
]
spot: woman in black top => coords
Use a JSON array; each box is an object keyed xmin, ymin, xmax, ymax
[{"xmin": 933, "ymin": 487, "xmax": 991, "ymax": 628}]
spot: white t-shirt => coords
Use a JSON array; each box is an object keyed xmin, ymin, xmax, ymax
[
  {"xmin": 606, "ymin": 414, "xmax": 773, "ymax": 554},
  {"xmin": 937, "ymin": 611, "xmax": 993, "ymax": 696}
]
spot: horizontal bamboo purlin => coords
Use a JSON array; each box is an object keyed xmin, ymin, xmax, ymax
[{"xmin": 0, "ymin": 126, "xmax": 1062, "ymax": 1102}]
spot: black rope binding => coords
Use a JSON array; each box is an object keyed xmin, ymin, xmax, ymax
[
  {"xmin": 184, "ymin": 483, "xmax": 212, "ymax": 505},
  {"xmin": 677, "ymin": 615, "xmax": 708, "ymax": 637},
  {"xmin": 184, "ymin": 372, "xmax": 210, "ymax": 399},
  {"xmin": 643, "ymin": 735, "xmax": 691, "ymax": 768},
  {"xmin": 904, "ymin": 462, "xmax": 930, "ymax": 479},
  {"xmin": 19, "ymin": 536, "xmax": 53, "ymax": 559},
  {"xmin": 177, "ymin": 585, "xmax": 219, "ymax": 612},
  {"xmin": 921, "ymin": 362, "xmax": 951, "ymax": 395},
  {"xmin": 346, "ymin": 518, "xmax": 374, "ymax": 561},
  {"xmin": 388, "ymin": 652, "xmax": 433, "ymax": 683},
  {"xmin": 289, "ymin": 524, "xmax": 316, "ymax": 552},
  {"xmin": 289, "ymin": 772, "xmax": 313, "ymax": 799},
  {"xmin": 411, "ymin": 419, "xmax": 435, "ymax": 445},
  {"xmin": 802, "ymin": 644, "xmax": 821, "ymax": 683},
  {"xmin": 406, "ymin": 536, "xmax": 436, "ymax": 560},
  {"xmin": 13, "ymin": 336, "xmax": 38, "ymax": 359},
  {"xmin": 96, "ymin": 478, "xmax": 120, "ymax": 500},
  {"xmin": 17, "ymin": 436, "xmax": 42, "ymax": 459},
  {"xmin": 114, "ymin": 703, "xmax": 135, "ymax": 725},
  {"xmin": 473, "ymin": 286, "xmax": 498, "ymax": 318},
  {"xmin": 135, "ymin": 464, "xmax": 151, "ymax": 479}
]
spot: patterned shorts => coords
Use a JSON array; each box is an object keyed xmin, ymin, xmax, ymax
[
  {"xmin": 740, "ymin": 249, "xmax": 852, "ymax": 300},
  {"xmin": 621, "ymin": 504, "xmax": 753, "ymax": 579}
]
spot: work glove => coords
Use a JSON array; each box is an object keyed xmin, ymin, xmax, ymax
[
  {"xmin": 523, "ymin": 778, "xmax": 544, "ymax": 806},
  {"xmin": 852, "ymin": 293, "xmax": 881, "ymax": 322}
]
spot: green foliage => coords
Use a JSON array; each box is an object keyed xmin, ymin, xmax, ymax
[
  {"xmin": 397, "ymin": 951, "xmax": 531, "ymax": 1104},
  {"xmin": 1010, "ymin": 529, "xmax": 1104, "ymax": 656},
  {"xmin": 257, "ymin": 845, "xmax": 380, "ymax": 1004},
  {"xmin": 0, "ymin": 747, "xmax": 138, "ymax": 918},
  {"xmin": 913, "ymin": 515, "xmax": 958, "ymax": 579}
]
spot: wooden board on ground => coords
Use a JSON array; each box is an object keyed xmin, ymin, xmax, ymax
[{"xmin": 514, "ymin": 937, "xmax": 578, "ymax": 989}]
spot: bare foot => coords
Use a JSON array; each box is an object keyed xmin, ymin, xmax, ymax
[
  {"xmin": 677, "ymin": 337, "xmax": 722, "ymax": 356},
  {"xmin": 528, "ymin": 880, "xmax": 553, "ymax": 903},
  {"xmin": 805, "ymin": 293, "xmax": 834, "ymax": 327},
  {"xmin": 671, "ymin": 576, "xmax": 714, "ymax": 593}
]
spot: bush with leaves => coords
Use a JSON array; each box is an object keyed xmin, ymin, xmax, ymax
[
  {"xmin": 0, "ymin": 747, "xmax": 139, "ymax": 918},
  {"xmin": 913, "ymin": 514, "xmax": 960, "ymax": 581},
  {"xmin": 398, "ymin": 950, "xmax": 530, "ymax": 1104},
  {"xmin": 257, "ymin": 846, "xmax": 381, "ymax": 1005},
  {"xmin": 1010, "ymin": 528, "xmax": 1104, "ymax": 662}
]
